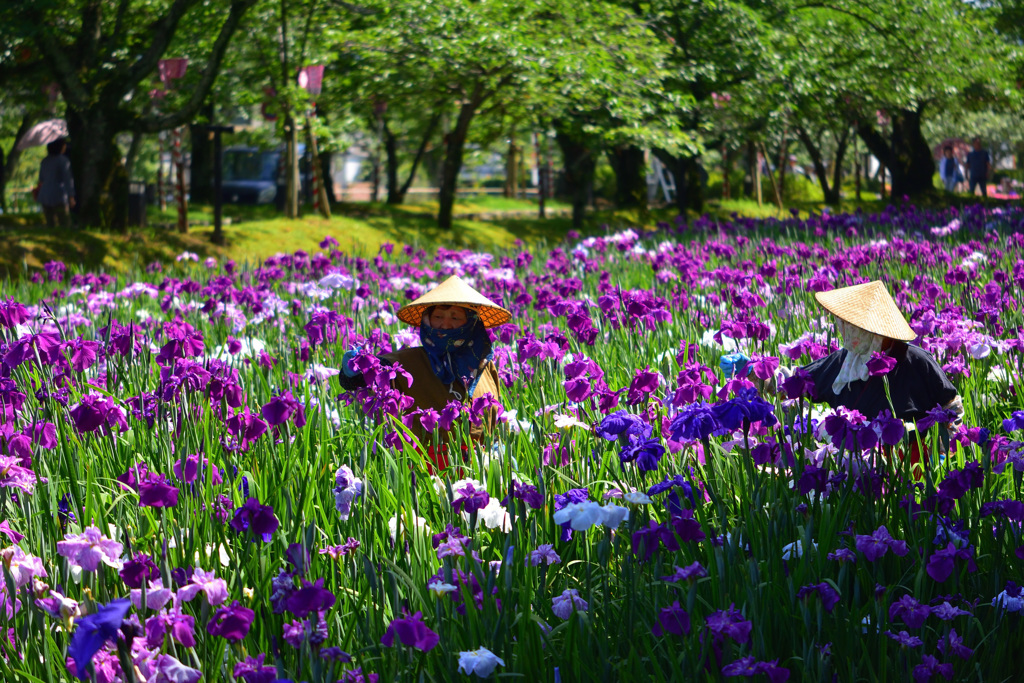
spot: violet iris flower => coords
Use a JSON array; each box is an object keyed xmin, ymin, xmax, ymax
[
  {"xmin": 452, "ymin": 484, "xmax": 490, "ymax": 514},
  {"xmin": 854, "ymin": 525, "xmax": 909, "ymax": 562},
  {"xmin": 230, "ymin": 497, "xmax": 280, "ymax": 542},
  {"xmin": 381, "ymin": 611, "xmax": 439, "ymax": 651},
  {"xmin": 284, "ymin": 578, "xmax": 337, "ymax": 618},
  {"xmin": 207, "ymin": 600, "xmax": 255, "ymax": 642},
  {"xmin": 650, "ymin": 601, "xmax": 690, "ymax": 637}
]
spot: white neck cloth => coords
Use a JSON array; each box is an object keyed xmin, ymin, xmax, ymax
[{"xmin": 832, "ymin": 319, "xmax": 884, "ymax": 395}]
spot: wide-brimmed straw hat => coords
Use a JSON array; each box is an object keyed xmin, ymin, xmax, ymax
[
  {"xmin": 814, "ymin": 280, "xmax": 916, "ymax": 342},
  {"xmin": 397, "ymin": 275, "xmax": 511, "ymax": 328}
]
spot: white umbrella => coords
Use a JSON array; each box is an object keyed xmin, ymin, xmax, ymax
[{"xmin": 15, "ymin": 119, "xmax": 68, "ymax": 151}]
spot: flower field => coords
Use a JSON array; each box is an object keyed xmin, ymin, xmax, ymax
[{"xmin": 5, "ymin": 203, "xmax": 1024, "ymax": 682}]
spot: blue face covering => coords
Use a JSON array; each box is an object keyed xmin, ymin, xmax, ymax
[{"xmin": 419, "ymin": 310, "xmax": 493, "ymax": 396}]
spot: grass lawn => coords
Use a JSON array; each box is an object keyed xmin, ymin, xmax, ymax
[{"xmin": 0, "ymin": 192, "xmax": 1007, "ymax": 278}]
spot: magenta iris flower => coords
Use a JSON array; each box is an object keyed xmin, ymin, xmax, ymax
[
  {"xmin": 381, "ymin": 611, "xmax": 439, "ymax": 651},
  {"xmin": 866, "ymin": 351, "xmax": 897, "ymax": 376},
  {"xmin": 207, "ymin": 600, "xmax": 255, "ymax": 642}
]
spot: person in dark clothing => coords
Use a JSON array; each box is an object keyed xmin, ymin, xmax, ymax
[
  {"xmin": 966, "ymin": 138, "xmax": 992, "ymax": 198},
  {"xmin": 37, "ymin": 138, "xmax": 75, "ymax": 228},
  {"xmin": 795, "ymin": 281, "xmax": 961, "ymax": 423}
]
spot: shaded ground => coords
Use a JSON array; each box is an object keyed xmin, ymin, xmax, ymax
[{"xmin": 1, "ymin": 194, "xmax": 1014, "ymax": 279}]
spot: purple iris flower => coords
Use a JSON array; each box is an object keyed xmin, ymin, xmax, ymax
[
  {"xmin": 884, "ymin": 630, "xmax": 923, "ymax": 648},
  {"xmin": 669, "ymin": 402, "xmax": 720, "ymax": 441},
  {"xmin": 284, "ymin": 578, "xmax": 337, "ymax": 618},
  {"xmin": 380, "ymin": 611, "xmax": 439, "ymax": 651},
  {"xmin": 866, "ymin": 351, "xmax": 897, "ymax": 376},
  {"xmin": 926, "ymin": 542, "xmax": 977, "ymax": 583},
  {"xmin": 621, "ymin": 437, "xmax": 665, "ymax": 473},
  {"xmin": 119, "ymin": 554, "xmax": 159, "ymax": 589},
  {"xmin": 854, "ymin": 525, "xmax": 909, "ymax": 562},
  {"xmin": 780, "ymin": 368, "xmax": 817, "ymax": 400},
  {"xmin": 66, "ymin": 598, "xmax": 132, "ymax": 680},
  {"xmin": 595, "ymin": 410, "xmax": 653, "ymax": 442},
  {"xmin": 261, "ymin": 391, "xmax": 307, "ymax": 429},
  {"xmin": 721, "ymin": 657, "xmax": 790, "ymax": 683},
  {"xmin": 234, "ymin": 653, "xmax": 278, "ymax": 683},
  {"xmin": 206, "ymin": 600, "xmax": 255, "ymax": 642},
  {"xmin": 937, "ymin": 628, "xmax": 973, "ymax": 659},
  {"xmin": 651, "ymin": 601, "xmax": 690, "ymax": 637},
  {"xmin": 796, "ymin": 583, "xmax": 841, "ymax": 612},
  {"xmin": 230, "ymin": 497, "xmax": 280, "ymax": 542},
  {"xmin": 452, "ymin": 484, "xmax": 490, "ymax": 514},
  {"xmin": 138, "ymin": 474, "xmax": 179, "ymax": 508},
  {"xmin": 888, "ymin": 594, "xmax": 931, "ymax": 629},
  {"xmin": 705, "ymin": 604, "xmax": 752, "ymax": 645}
]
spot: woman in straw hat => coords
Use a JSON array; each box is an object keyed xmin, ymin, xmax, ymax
[
  {"xmin": 339, "ymin": 275, "xmax": 509, "ymax": 471},
  {"xmin": 767, "ymin": 281, "xmax": 962, "ymax": 471},
  {"xmin": 797, "ymin": 280, "xmax": 960, "ymax": 423}
]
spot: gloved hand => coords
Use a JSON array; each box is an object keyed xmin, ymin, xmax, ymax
[
  {"xmin": 719, "ymin": 352, "xmax": 751, "ymax": 379},
  {"xmin": 341, "ymin": 348, "xmax": 361, "ymax": 378}
]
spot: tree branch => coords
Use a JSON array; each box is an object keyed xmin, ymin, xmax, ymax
[
  {"xmin": 138, "ymin": 0, "xmax": 260, "ymax": 132},
  {"xmin": 113, "ymin": 0, "xmax": 203, "ymax": 103}
]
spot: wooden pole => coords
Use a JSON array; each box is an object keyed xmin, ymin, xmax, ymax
[
  {"xmin": 754, "ymin": 143, "xmax": 763, "ymax": 207},
  {"xmin": 760, "ymin": 141, "xmax": 784, "ymax": 214}
]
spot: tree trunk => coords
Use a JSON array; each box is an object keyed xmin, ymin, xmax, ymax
[
  {"xmin": 555, "ymin": 128, "xmax": 596, "ymax": 230},
  {"xmin": 437, "ymin": 99, "xmax": 479, "ymax": 230},
  {"xmin": 777, "ymin": 137, "xmax": 790, "ymax": 198},
  {"xmin": 607, "ymin": 144, "xmax": 646, "ymax": 209},
  {"xmin": 3, "ymin": 113, "xmax": 40, "ymax": 212},
  {"xmin": 796, "ymin": 126, "xmax": 837, "ymax": 204},
  {"xmin": 383, "ymin": 118, "xmax": 400, "ymax": 205},
  {"xmin": 66, "ymin": 108, "xmax": 130, "ymax": 230},
  {"xmin": 320, "ymin": 149, "xmax": 336, "ymax": 204},
  {"xmin": 828, "ymin": 129, "xmax": 850, "ymax": 205},
  {"xmin": 504, "ymin": 139, "xmax": 518, "ymax": 199},
  {"xmin": 284, "ymin": 114, "xmax": 299, "ymax": 218},
  {"xmin": 388, "ymin": 113, "xmax": 440, "ymax": 206},
  {"xmin": 722, "ymin": 145, "xmax": 731, "ymax": 200},
  {"xmin": 856, "ymin": 106, "xmax": 935, "ymax": 199}
]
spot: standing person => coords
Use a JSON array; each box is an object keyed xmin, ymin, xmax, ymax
[
  {"xmin": 339, "ymin": 275, "xmax": 509, "ymax": 472},
  {"xmin": 37, "ymin": 138, "xmax": 75, "ymax": 228},
  {"xmin": 966, "ymin": 138, "xmax": 992, "ymax": 198},
  {"xmin": 938, "ymin": 145, "xmax": 963, "ymax": 193}
]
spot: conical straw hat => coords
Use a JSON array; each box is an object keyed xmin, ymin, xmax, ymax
[
  {"xmin": 397, "ymin": 275, "xmax": 511, "ymax": 328},
  {"xmin": 814, "ymin": 280, "xmax": 916, "ymax": 342}
]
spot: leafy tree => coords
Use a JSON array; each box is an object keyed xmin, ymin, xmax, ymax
[
  {"xmin": 781, "ymin": 0, "xmax": 1018, "ymax": 198},
  {"xmin": 4, "ymin": 0, "xmax": 258, "ymax": 229},
  {"xmin": 357, "ymin": 0, "xmax": 685, "ymax": 229}
]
